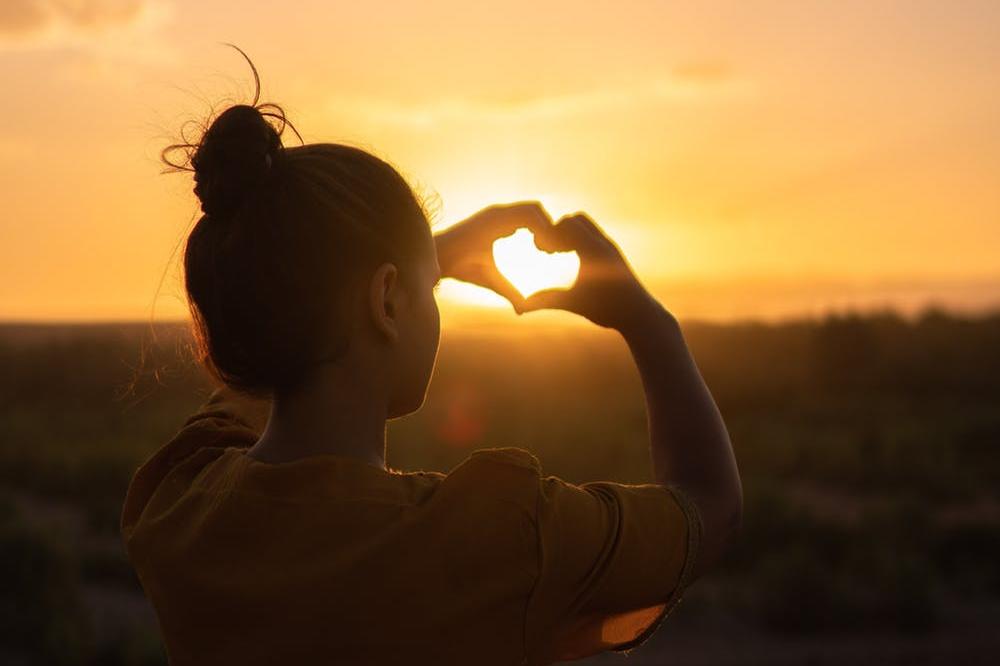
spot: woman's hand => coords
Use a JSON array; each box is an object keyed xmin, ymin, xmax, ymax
[
  {"xmin": 435, "ymin": 201, "xmax": 555, "ymax": 312},
  {"xmin": 520, "ymin": 212, "xmax": 658, "ymax": 332}
]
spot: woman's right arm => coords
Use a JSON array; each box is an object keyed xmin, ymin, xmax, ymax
[
  {"xmin": 617, "ymin": 299, "xmax": 743, "ymax": 578},
  {"xmin": 520, "ymin": 212, "xmax": 743, "ymax": 580}
]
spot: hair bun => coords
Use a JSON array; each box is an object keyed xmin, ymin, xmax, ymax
[{"xmin": 191, "ymin": 104, "xmax": 282, "ymax": 218}]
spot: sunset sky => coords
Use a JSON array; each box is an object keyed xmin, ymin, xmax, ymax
[{"xmin": 2, "ymin": 0, "xmax": 998, "ymax": 324}]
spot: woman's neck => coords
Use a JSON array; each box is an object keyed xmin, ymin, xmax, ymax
[{"xmin": 246, "ymin": 361, "xmax": 389, "ymax": 470}]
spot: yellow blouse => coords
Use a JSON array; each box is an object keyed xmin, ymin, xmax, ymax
[{"xmin": 121, "ymin": 387, "xmax": 701, "ymax": 665}]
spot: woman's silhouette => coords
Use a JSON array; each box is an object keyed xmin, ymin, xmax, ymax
[{"xmin": 121, "ymin": 48, "xmax": 742, "ymax": 665}]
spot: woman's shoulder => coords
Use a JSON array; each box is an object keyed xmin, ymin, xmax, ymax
[{"xmin": 426, "ymin": 446, "xmax": 544, "ymax": 516}]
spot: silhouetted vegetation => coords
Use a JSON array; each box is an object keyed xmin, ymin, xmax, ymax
[{"xmin": 1, "ymin": 308, "xmax": 998, "ymax": 663}]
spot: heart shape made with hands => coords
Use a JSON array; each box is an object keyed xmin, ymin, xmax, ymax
[{"xmin": 492, "ymin": 228, "xmax": 580, "ymax": 298}]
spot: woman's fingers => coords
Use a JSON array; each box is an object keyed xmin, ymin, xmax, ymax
[
  {"xmin": 438, "ymin": 204, "xmax": 619, "ymax": 318},
  {"xmin": 480, "ymin": 201, "xmax": 555, "ymax": 239},
  {"xmin": 532, "ymin": 213, "xmax": 608, "ymax": 258},
  {"xmin": 484, "ymin": 264, "xmax": 528, "ymax": 313},
  {"xmin": 519, "ymin": 287, "xmax": 572, "ymax": 313},
  {"xmin": 454, "ymin": 256, "xmax": 529, "ymax": 312}
]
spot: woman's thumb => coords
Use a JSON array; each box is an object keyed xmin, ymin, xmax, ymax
[{"xmin": 519, "ymin": 288, "xmax": 569, "ymax": 314}]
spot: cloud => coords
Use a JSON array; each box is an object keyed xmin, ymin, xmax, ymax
[
  {"xmin": 0, "ymin": 0, "xmax": 50, "ymax": 36},
  {"xmin": 0, "ymin": 0, "xmax": 170, "ymax": 54},
  {"xmin": 330, "ymin": 64, "xmax": 751, "ymax": 128}
]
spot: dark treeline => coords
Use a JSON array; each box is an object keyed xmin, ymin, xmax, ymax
[{"xmin": 1, "ymin": 307, "xmax": 998, "ymax": 664}]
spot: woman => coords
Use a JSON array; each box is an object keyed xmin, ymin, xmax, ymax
[{"xmin": 121, "ymin": 54, "xmax": 742, "ymax": 665}]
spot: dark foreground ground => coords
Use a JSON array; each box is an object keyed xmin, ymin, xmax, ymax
[{"xmin": 1, "ymin": 308, "xmax": 998, "ymax": 664}]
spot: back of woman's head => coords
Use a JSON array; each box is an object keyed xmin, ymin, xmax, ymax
[{"xmin": 163, "ymin": 51, "xmax": 429, "ymax": 399}]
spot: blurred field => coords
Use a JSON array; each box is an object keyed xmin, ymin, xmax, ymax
[{"xmin": 1, "ymin": 310, "xmax": 999, "ymax": 665}]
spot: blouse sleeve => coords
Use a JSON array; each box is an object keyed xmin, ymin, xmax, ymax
[{"xmin": 524, "ymin": 474, "xmax": 702, "ymax": 664}]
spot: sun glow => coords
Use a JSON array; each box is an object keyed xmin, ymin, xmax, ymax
[
  {"xmin": 493, "ymin": 229, "xmax": 580, "ymax": 298},
  {"xmin": 435, "ymin": 279, "xmax": 509, "ymax": 308}
]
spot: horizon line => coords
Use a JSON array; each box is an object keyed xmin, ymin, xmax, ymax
[{"xmin": 2, "ymin": 301, "xmax": 998, "ymax": 329}]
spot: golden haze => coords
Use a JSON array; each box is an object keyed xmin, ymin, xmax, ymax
[{"xmin": 1, "ymin": 1, "xmax": 998, "ymax": 323}]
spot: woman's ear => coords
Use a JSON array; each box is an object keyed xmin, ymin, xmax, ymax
[{"xmin": 368, "ymin": 262, "xmax": 401, "ymax": 342}]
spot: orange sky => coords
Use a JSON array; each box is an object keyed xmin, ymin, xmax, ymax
[{"xmin": 1, "ymin": 0, "xmax": 998, "ymax": 324}]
